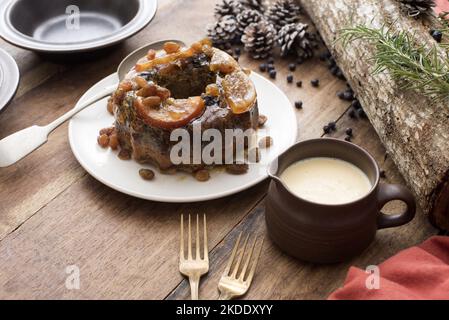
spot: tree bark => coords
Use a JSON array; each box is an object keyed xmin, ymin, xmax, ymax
[{"xmin": 298, "ymin": 0, "xmax": 449, "ymax": 230}]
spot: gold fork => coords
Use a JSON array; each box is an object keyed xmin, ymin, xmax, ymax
[
  {"xmin": 218, "ymin": 233, "xmax": 263, "ymax": 300},
  {"xmin": 179, "ymin": 214, "xmax": 209, "ymax": 300}
]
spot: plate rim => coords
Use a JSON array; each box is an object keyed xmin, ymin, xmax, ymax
[
  {"xmin": 0, "ymin": 48, "xmax": 20, "ymax": 113},
  {"xmin": 0, "ymin": 0, "xmax": 158, "ymax": 53},
  {"xmin": 68, "ymin": 72, "xmax": 298, "ymax": 203}
]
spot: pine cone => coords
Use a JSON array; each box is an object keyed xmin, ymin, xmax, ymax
[
  {"xmin": 397, "ymin": 0, "xmax": 435, "ymax": 17},
  {"xmin": 241, "ymin": 0, "xmax": 266, "ymax": 12},
  {"xmin": 237, "ymin": 9, "xmax": 265, "ymax": 34},
  {"xmin": 277, "ymin": 23, "xmax": 316, "ymax": 59},
  {"xmin": 266, "ymin": 0, "xmax": 301, "ymax": 31},
  {"xmin": 241, "ymin": 20, "xmax": 276, "ymax": 59},
  {"xmin": 207, "ymin": 15, "xmax": 241, "ymax": 48},
  {"xmin": 214, "ymin": 0, "xmax": 243, "ymax": 18}
]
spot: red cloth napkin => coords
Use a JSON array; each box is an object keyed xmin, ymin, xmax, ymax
[
  {"xmin": 329, "ymin": 236, "xmax": 449, "ymax": 300},
  {"xmin": 436, "ymin": 0, "xmax": 449, "ymax": 14}
]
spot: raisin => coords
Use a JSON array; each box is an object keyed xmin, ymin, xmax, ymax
[
  {"xmin": 226, "ymin": 163, "xmax": 249, "ymax": 175},
  {"xmin": 97, "ymin": 134, "xmax": 109, "ymax": 148},
  {"xmin": 109, "ymin": 134, "xmax": 119, "ymax": 150},
  {"xmin": 142, "ymin": 96, "xmax": 162, "ymax": 108},
  {"xmin": 139, "ymin": 169, "xmax": 155, "ymax": 181},
  {"xmin": 118, "ymin": 149, "xmax": 131, "ymax": 160},
  {"xmin": 194, "ymin": 170, "xmax": 210, "ymax": 182}
]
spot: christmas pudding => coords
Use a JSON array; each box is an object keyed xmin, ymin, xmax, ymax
[{"xmin": 102, "ymin": 40, "xmax": 260, "ymax": 178}]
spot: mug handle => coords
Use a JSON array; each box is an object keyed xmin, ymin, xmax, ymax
[{"xmin": 377, "ymin": 184, "xmax": 416, "ymax": 230}]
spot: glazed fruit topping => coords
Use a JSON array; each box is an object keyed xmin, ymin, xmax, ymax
[
  {"xmin": 147, "ymin": 49, "xmax": 156, "ymax": 60},
  {"xmin": 205, "ymin": 84, "xmax": 220, "ymax": 97},
  {"xmin": 209, "ymin": 48, "xmax": 238, "ymax": 74},
  {"xmin": 163, "ymin": 42, "xmax": 181, "ymax": 54},
  {"xmin": 135, "ymin": 96, "xmax": 205, "ymax": 129},
  {"xmin": 135, "ymin": 40, "xmax": 211, "ymax": 72},
  {"xmin": 222, "ymin": 70, "xmax": 257, "ymax": 114}
]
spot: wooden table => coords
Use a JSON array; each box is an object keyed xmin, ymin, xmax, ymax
[{"xmin": 0, "ymin": 0, "xmax": 440, "ymax": 299}]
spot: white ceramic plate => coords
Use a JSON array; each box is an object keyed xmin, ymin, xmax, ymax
[
  {"xmin": 0, "ymin": 48, "xmax": 19, "ymax": 113},
  {"xmin": 69, "ymin": 73, "xmax": 297, "ymax": 202}
]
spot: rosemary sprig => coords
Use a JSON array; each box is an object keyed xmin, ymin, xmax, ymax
[{"xmin": 339, "ymin": 25, "xmax": 449, "ymax": 101}]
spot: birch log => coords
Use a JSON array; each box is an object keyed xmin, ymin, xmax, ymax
[{"xmin": 298, "ymin": 0, "xmax": 449, "ymax": 230}]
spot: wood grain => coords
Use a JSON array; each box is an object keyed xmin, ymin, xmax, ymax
[{"xmin": 0, "ymin": 0, "xmax": 438, "ymax": 299}]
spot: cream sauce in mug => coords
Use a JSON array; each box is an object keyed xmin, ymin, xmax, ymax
[{"xmin": 280, "ymin": 157, "xmax": 372, "ymax": 205}]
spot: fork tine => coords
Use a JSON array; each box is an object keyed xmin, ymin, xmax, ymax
[
  {"xmin": 223, "ymin": 233, "xmax": 242, "ymax": 276},
  {"xmin": 245, "ymin": 237, "xmax": 263, "ymax": 284},
  {"xmin": 203, "ymin": 214, "xmax": 208, "ymax": 261},
  {"xmin": 188, "ymin": 214, "xmax": 192, "ymax": 260},
  {"xmin": 231, "ymin": 235, "xmax": 249, "ymax": 279},
  {"xmin": 238, "ymin": 237, "xmax": 257, "ymax": 281},
  {"xmin": 196, "ymin": 214, "xmax": 200, "ymax": 260},
  {"xmin": 180, "ymin": 214, "xmax": 184, "ymax": 261}
]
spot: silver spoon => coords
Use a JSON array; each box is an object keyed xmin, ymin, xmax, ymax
[{"xmin": 0, "ymin": 39, "xmax": 185, "ymax": 168}]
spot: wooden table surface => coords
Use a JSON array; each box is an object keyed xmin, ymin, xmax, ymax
[{"xmin": 0, "ymin": 0, "xmax": 440, "ymax": 300}]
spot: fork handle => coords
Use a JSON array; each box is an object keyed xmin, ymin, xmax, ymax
[{"xmin": 188, "ymin": 275, "xmax": 200, "ymax": 300}]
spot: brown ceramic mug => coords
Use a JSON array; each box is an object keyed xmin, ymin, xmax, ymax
[{"xmin": 265, "ymin": 138, "xmax": 416, "ymax": 264}]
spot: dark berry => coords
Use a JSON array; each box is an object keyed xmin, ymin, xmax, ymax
[
  {"xmin": 288, "ymin": 63, "xmax": 296, "ymax": 71},
  {"xmin": 287, "ymin": 74, "xmax": 294, "ymax": 83},
  {"xmin": 296, "ymin": 80, "xmax": 303, "ymax": 88},
  {"xmin": 295, "ymin": 101, "xmax": 303, "ymax": 109},
  {"xmin": 357, "ymin": 108, "xmax": 367, "ymax": 119},
  {"xmin": 344, "ymin": 136, "xmax": 352, "ymax": 142},
  {"xmin": 380, "ymin": 170, "xmax": 387, "ymax": 178},
  {"xmin": 351, "ymin": 100, "xmax": 362, "ymax": 109},
  {"xmin": 225, "ymin": 42, "xmax": 232, "ymax": 50},
  {"xmin": 311, "ymin": 79, "xmax": 320, "ymax": 87},
  {"xmin": 345, "ymin": 128, "xmax": 353, "ymax": 136},
  {"xmin": 259, "ymin": 63, "xmax": 267, "ymax": 72},
  {"xmin": 337, "ymin": 71, "xmax": 346, "ymax": 80},
  {"xmin": 337, "ymin": 91, "xmax": 345, "ymax": 99},
  {"xmin": 330, "ymin": 66, "xmax": 339, "ymax": 75},
  {"xmin": 349, "ymin": 109, "xmax": 356, "ymax": 119},
  {"xmin": 267, "ymin": 64, "xmax": 275, "ymax": 71},
  {"xmin": 328, "ymin": 121, "xmax": 337, "ymax": 131},
  {"xmin": 203, "ymin": 95, "xmax": 218, "ymax": 106},
  {"xmin": 267, "ymin": 57, "xmax": 274, "ymax": 64},
  {"xmin": 343, "ymin": 90, "xmax": 354, "ymax": 101},
  {"xmin": 234, "ymin": 47, "xmax": 241, "ymax": 56},
  {"xmin": 431, "ymin": 30, "xmax": 443, "ymax": 43},
  {"xmin": 269, "ymin": 69, "xmax": 277, "ymax": 79},
  {"xmin": 323, "ymin": 125, "xmax": 331, "ymax": 134}
]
